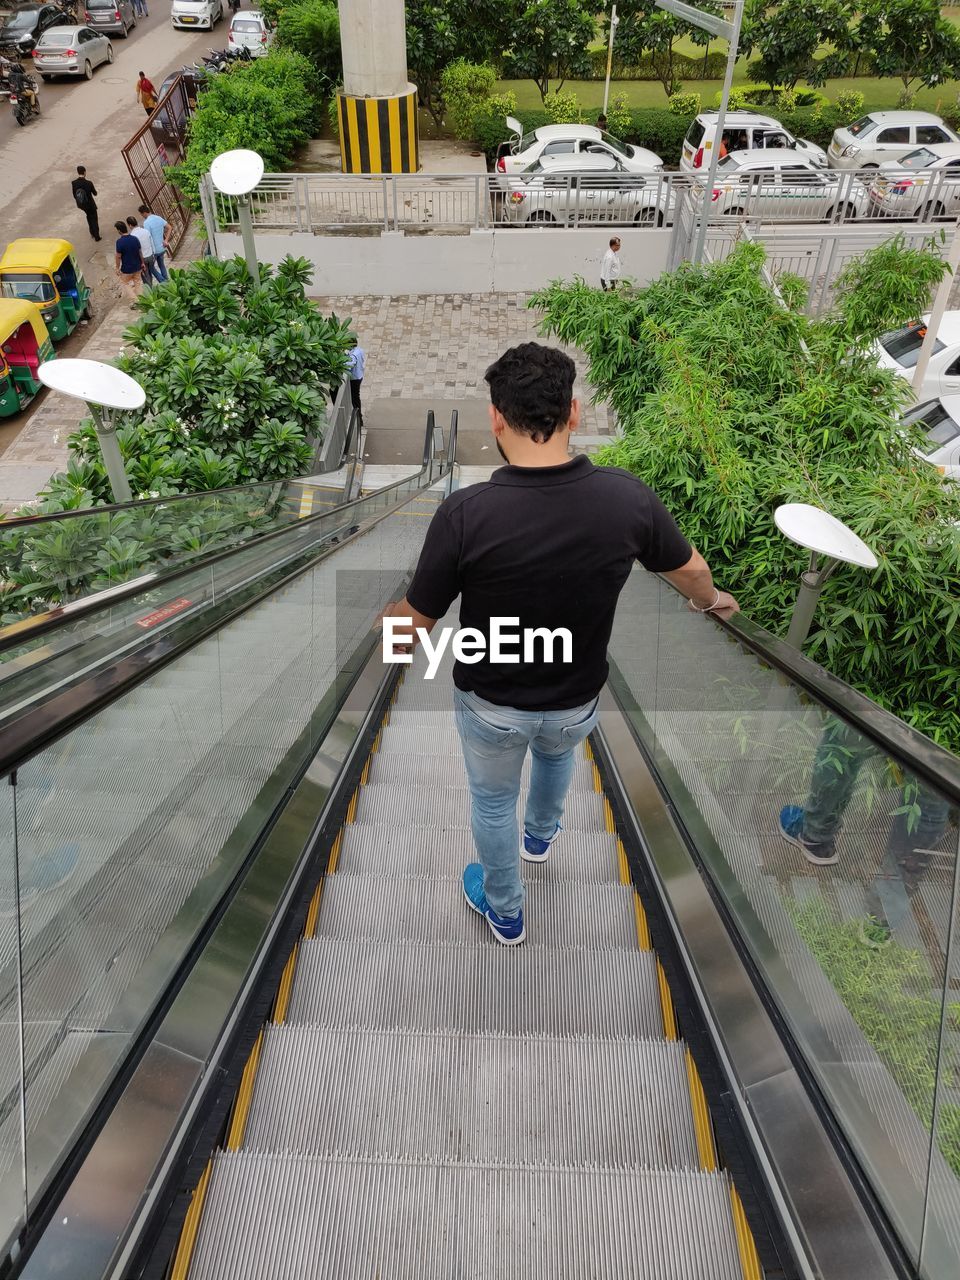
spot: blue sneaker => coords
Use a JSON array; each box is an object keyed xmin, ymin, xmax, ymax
[
  {"xmin": 778, "ymin": 806, "xmax": 838, "ymax": 866},
  {"xmin": 462, "ymin": 863, "xmax": 525, "ymax": 945},
  {"xmin": 521, "ymin": 822, "xmax": 561, "ymax": 864}
]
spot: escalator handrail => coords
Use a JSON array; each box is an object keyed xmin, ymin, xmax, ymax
[
  {"xmin": 0, "ymin": 413, "xmax": 444, "ymax": 658},
  {"xmin": 658, "ymin": 574, "xmax": 960, "ymax": 804}
]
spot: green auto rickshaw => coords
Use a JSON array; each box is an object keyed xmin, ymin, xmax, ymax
[
  {"xmin": 0, "ymin": 298, "xmax": 55, "ymax": 418},
  {"xmin": 0, "ymin": 238, "xmax": 91, "ymax": 341}
]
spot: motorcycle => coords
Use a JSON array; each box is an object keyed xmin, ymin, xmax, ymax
[{"xmin": 8, "ymin": 70, "xmax": 40, "ymax": 125}]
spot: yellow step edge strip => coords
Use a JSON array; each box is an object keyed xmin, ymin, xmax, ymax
[
  {"xmin": 272, "ymin": 942, "xmax": 299, "ymax": 1025},
  {"xmin": 169, "ymin": 1159, "xmax": 212, "ymax": 1280},
  {"xmin": 730, "ymin": 1185, "xmax": 763, "ymax": 1280},
  {"xmin": 684, "ymin": 1048, "xmax": 718, "ymax": 1172},
  {"xmin": 632, "ymin": 892, "xmax": 651, "ymax": 950},
  {"xmin": 326, "ymin": 828, "xmax": 344, "ymax": 877},
  {"xmin": 226, "ymin": 1028, "xmax": 264, "ymax": 1150},
  {"xmin": 360, "ymin": 756, "xmax": 371, "ymax": 786},
  {"xmin": 656, "ymin": 959, "xmax": 678, "ymax": 1040},
  {"xmin": 304, "ymin": 878, "xmax": 325, "ymax": 937},
  {"xmin": 583, "ymin": 738, "xmax": 594, "ymax": 761},
  {"xmin": 591, "ymin": 762, "xmax": 603, "ymax": 794},
  {"xmin": 345, "ymin": 788, "xmax": 359, "ymax": 824},
  {"xmin": 602, "ymin": 796, "xmax": 615, "ymax": 835},
  {"xmin": 616, "ymin": 837, "xmax": 631, "ymax": 887}
]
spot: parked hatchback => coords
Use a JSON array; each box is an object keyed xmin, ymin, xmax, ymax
[
  {"xmin": 504, "ymin": 153, "xmax": 672, "ymax": 227},
  {"xmin": 496, "ymin": 118, "xmax": 662, "ymax": 188},
  {"xmin": 873, "ymin": 313, "xmax": 960, "ymax": 401},
  {"xmin": 680, "ymin": 110, "xmax": 827, "ymax": 172},
  {"xmin": 171, "ymin": 0, "xmax": 223, "ymax": 30},
  {"xmin": 0, "ymin": 4, "xmax": 64, "ymax": 54},
  {"xmin": 33, "ymin": 24, "xmax": 112, "ymax": 78},
  {"xmin": 828, "ymin": 112, "xmax": 959, "ymax": 169},
  {"xmin": 227, "ymin": 10, "xmax": 272, "ymax": 54},
  {"xmin": 82, "ymin": 0, "xmax": 135, "ymax": 36},
  {"xmin": 866, "ymin": 144, "xmax": 960, "ymax": 220},
  {"xmin": 697, "ymin": 151, "xmax": 866, "ymax": 221}
]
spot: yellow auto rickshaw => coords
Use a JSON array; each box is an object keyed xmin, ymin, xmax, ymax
[
  {"xmin": 0, "ymin": 239, "xmax": 91, "ymax": 341},
  {"xmin": 0, "ymin": 298, "xmax": 54, "ymax": 418}
]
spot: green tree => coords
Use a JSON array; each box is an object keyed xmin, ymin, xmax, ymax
[
  {"xmin": 612, "ymin": 0, "xmax": 720, "ymax": 98},
  {"xmin": 742, "ymin": 0, "xmax": 854, "ymax": 90},
  {"xmin": 531, "ymin": 238, "xmax": 960, "ymax": 750},
  {"xmin": 855, "ymin": 0, "xmax": 960, "ymax": 99},
  {"xmin": 276, "ymin": 0, "xmax": 341, "ymax": 93},
  {"xmin": 500, "ymin": 0, "xmax": 596, "ymax": 103}
]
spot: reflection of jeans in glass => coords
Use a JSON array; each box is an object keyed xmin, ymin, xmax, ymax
[
  {"xmin": 453, "ymin": 688, "xmax": 599, "ymax": 918},
  {"xmin": 803, "ymin": 720, "xmax": 950, "ymax": 927}
]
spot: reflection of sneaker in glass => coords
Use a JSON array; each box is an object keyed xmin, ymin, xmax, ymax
[
  {"xmin": 858, "ymin": 916, "xmax": 892, "ymax": 950},
  {"xmin": 462, "ymin": 863, "xmax": 525, "ymax": 946},
  {"xmin": 521, "ymin": 822, "xmax": 561, "ymax": 864},
  {"xmin": 778, "ymin": 805, "xmax": 839, "ymax": 866}
]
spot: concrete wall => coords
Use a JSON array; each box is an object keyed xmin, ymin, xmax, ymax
[
  {"xmin": 338, "ymin": 0, "xmax": 408, "ymax": 98},
  {"xmin": 213, "ymin": 228, "xmax": 673, "ymax": 295}
]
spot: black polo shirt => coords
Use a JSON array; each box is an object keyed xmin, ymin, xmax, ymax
[{"xmin": 406, "ymin": 455, "xmax": 692, "ymax": 709}]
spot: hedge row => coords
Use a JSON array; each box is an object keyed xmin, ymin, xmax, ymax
[{"xmin": 577, "ymin": 48, "xmax": 876, "ymax": 83}]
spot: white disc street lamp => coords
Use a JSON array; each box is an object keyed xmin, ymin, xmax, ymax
[
  {"xmin": 210, "ymin": 148, "xmax": 265, "ymax": 286},
  {"xmin": 774, "ymin": 503, "xmax": 878, "ymax": 650},
  {"xmin": 38, "ymin": 358, "xmax": 145, "ymax": 505}
]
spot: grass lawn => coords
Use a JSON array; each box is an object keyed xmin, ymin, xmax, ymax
[{"xmin": 500, "ymin": 74, "xmax": 960, "ymax": 114}]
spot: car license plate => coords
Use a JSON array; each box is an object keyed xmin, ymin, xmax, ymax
[
  {"xmin": 44, "ymin": 54, "xmax": 64, "ymax": 59},
  {"xmin": 181, "ymin": 14, "xmax": 197, "ymax": 21}
]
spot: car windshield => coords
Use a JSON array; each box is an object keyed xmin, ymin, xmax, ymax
[
  {"xmin": 903, "ymin": 401, "xmax": 960, "ymax": 452},
  {"xmin": 848, "ymin": 115, "xmax": 876, "ymax": 137},
  {"xmin": 897, "ymin": 148, "xmax": 939, "ymax": 170},
  {"xmin": 38, "ymin": 32, "xmax": 75, "ymax": 45},
  {"xmin": 232, "ymin": 19, "xmax": 261, "ymax": 30},
  {"xmin": 879, "ymin": 324, "xmax": 946, "ymax": 368},
  {"xmin": 4, "ymin": 11, "xmax": 38, "ymax": 28},
  {"xmin": 0, "ymin": 273, "xmax": 56, "ymax": 304},
  {"xmin": 599, "ymin": 131, "xmax": 630, "ymax": 158}
]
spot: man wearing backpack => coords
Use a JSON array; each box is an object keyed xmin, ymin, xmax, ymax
[{"xmin": 71, "ymin": 166, "xmax": 100, "ymax": 242}]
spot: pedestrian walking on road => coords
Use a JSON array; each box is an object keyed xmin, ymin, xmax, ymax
[
  {"xmin": 138, "ymin": 203, "xmax": 171, "ymax": 281},
  {"xmin": 229, "ymin": 0, "xmax": 241, "ymax": 12},
  {"xmin": 135, "ymin": 71, "xmax": 157, "ymax": 115},
  {"xmin": 133, "ymin": 0, "xmax": 149, "ymax": 16},
  {"xmin": 114, "ymin": 220, "xmax": 144, "ymax": 306},
  {"xmin": 380, "ymin": 343, "xmax": 738, "ymax": 945},
  {"xmin": 71, "ymin": 165, "xmax": 100, "ymax": 242},
  {"xmin": 600, "ymin": 236, "xmax": 621, "ymax": 292},
  {"xmin": 347, "ymin": 334, "xmax": 366, "ymax": 426},
  {"xmin": 126, "ymin": 215, "xmax": 162, "ymax": 287}
]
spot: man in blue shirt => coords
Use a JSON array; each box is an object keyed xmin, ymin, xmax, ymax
[
  {"xmin": 138, "ymin": 203, "xmax": 171, "ymax": 282},
  {"xmin": 114, "ymin": 220, "xmax": 144, "ymax": 306},
  {"xmin": 347, "ymin": 334, "xmax": 365, "ymax": 426}
]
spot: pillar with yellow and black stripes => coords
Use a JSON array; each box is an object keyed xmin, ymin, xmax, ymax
[{"xmin": 336, "ymin": 0, "xmax": 420, "ymax": 174}]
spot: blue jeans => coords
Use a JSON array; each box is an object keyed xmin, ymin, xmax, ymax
[
  {"xmin": 152, "ymin": 250, "xmax": 168, "ymax": 282},
  {"xmin": 142, "ymin": 255, "xmax": 165, "ymax": 287},
  {"xmin": 453, "ymin": 688, "xmax": 600, "ymax": 917}
]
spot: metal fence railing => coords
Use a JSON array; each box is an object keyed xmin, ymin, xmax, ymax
[
  {"xmin": 201, "ymin": 168, "xmax": 960, "ymax": 236},
  {"xmin": 121, "ymin": 74, "xmax": 195, "ymax": 255}
]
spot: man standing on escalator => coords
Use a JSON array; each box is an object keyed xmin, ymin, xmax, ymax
[{"xmin": 381, "ymin": 343, "xmax": 738, "ymax": 945}]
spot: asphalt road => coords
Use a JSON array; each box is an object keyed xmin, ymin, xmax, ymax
[{"xmin": 0, "ymin": 9, "xmax": 229, "ymax": 294}]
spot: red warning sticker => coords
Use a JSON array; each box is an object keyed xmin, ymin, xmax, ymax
[{"xmin": 136, "ymin": 598, "xmax": 193, "ymax": 629}]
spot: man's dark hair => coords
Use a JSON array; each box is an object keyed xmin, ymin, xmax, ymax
[
  {"xmin": 138, "ymin": 203, "xmax": 150, "ymax": 216},
  {"xmin": 126, "ymin": 215, "xmax": 139, "ymax": 227},
  {"xmin": 77, "ymin": 165, "xmax": 86, "ymax": 176},
  {"xmin": 484, "ymin": 343, "xmax": 575, "ymax": 443},
  {"xmin": 609, "ymin": 237, "xmax": 620, "ymax": 248},
  {"xmin": 114, "ymin": 220, "xmax": 128, "ymax": 235}
]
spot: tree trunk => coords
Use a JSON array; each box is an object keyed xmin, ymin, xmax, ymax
[{"xmin": 701, "ymin": 39, "xmax": 710, "ymax": 78}]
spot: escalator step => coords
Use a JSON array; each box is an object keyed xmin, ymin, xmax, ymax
[
  {"xmin": 314, "ymin": 873, "xmax": 636, "ymax": 951},
  {"xmin": 337, "ymin": 824, "xmax": 620, "ymax": 883},
  {"xmin": 354, "ymin": 783, "xmax": 607, "ymax": 832},
  {"xmin": 189, "ymin": 1152, "xmax": 743, "ymax": 1280},
  {"xmin": 288, "ymin": 938, "xmax": 663, "ymax": 1038},
  {"xmin": 243, "ymin": 1025, "xmax": 699, "ymax": 1169},
  {"xmin": 364, "ymin": 752, "xmax": 595, "ymax": 789}
]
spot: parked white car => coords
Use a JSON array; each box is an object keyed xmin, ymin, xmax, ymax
[
  {"xmin": 495, "ymin": 118, "xmax": 662, "ymax": 188},
  {"xmin": 227, "ymin": 9, "xmax": 272, "ymax": 54},
  {"xmin": 828, "ymin": 111, "xmax": 959, "ymax": 170},
  {"xmin": 680, "ymin": 110, "xmax": 827, "ymax": 172},
  {"xmin": 873, "ymin": 313, "xmax": 960, "ymax": 401},
  {"xmin": 866, "ymin": 144, "xmax": 960, "ymax": 220},
  {"xmin": 32, "ymin": 23, "xmax": 112, "ymax": 78},
  {"xmin": 901, "ymin": 395, "xmax": 960, "ymax": 479},
  {"xmin": 694, "ymin": 151, "xmax": 866, "ymax": 220},
  {"xmin": 171, "ymin": 0, "xmax": 222, "ymax": 30},
  {"xmin": 503, "ymin": 153, "xmax": 672, "ymax": 227}
]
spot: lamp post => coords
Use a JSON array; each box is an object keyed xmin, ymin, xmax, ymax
[
  {"xmin": 38, "ymin": 359, "xmax": 145, "ymax": 504},
  {"xmin": 774, "ymin": 503, "xmax": 878, "ymax": 650},
  {"xmin": 210, "ymin": 148, "xmax": 265, "ymax": 286},
  {"xmin": 602, "ymin": 5, "xmax": 619, "ymax": 118}
]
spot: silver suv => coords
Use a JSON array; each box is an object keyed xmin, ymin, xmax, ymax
[{"xmin": 83, "ymin": 0, "xmax": 136, "ymax": 37}]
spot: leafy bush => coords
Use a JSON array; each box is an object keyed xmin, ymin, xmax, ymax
[
  {"xmin": 711, "ymin": 87, "xmax": 747, "ymax": 110},
  {"xmin": 585, "ymin": 48, "xmax": 728, "ymax": 80},
  {"xmin": 440, "ymin": 59, "xmax": 498, "ymax": 138},
  {"xmin": 168, "ymin": 50, "xmax": 322, "ymax": 210},
  {"xmin": 605, "ymin": 91, "xmax": 631, "ymax": 141},
  {"xmin": 0, "ymin": 256, "xmax": 353, "ymax": 620},
  {"xmin": 531, "ymin": 239, "xmax": 960, "ymax": 749},
  {"xmin": 472, "ymin": 93, "xmax": 527, "ymax": 160},
  {"xmin": 668, "ymin": 91, "xmax": 700, "ymax": 117},
  {"xmin": 275, "ymin": 0, "xmax": 340, "ymax": 91},
  {"xmin": 622, "ymin": 108, "xmax": 692, "ymax": 160},
  {"xmin": 834, "ymin": 89, "xmax": 865, "ymax": 119},
  {"xmin": 543, "ymin": 88, "xmax": 581, "ymax": 124}
]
